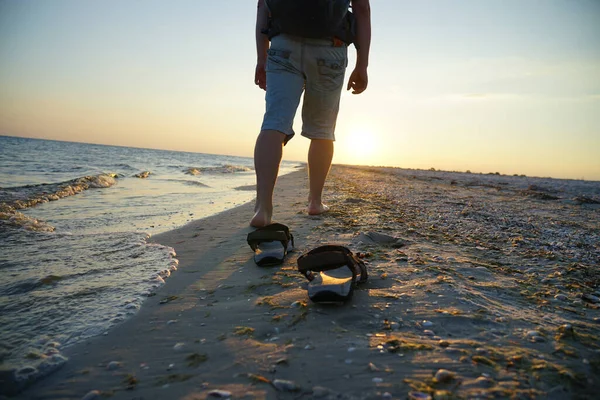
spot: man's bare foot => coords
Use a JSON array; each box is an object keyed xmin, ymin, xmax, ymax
[
  {"xmin": 250, "ymin": 209, "xmax": 272, "ymax": 228},
  {"xmin": 307, "ymin": 202, "xmax": 329, "ymax": 215}
]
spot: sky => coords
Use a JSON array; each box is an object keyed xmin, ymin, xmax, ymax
[{"xmin": 1, "ymin": 0, "xmax": 599, "ymax": 180}]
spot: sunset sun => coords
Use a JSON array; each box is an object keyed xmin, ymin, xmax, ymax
[{"xmin": 339, "ymin": 129, "xmax": 379, "ymax": 165}]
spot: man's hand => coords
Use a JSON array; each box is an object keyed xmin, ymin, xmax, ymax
[
  {"xmin": 255, "ymin": 0, "xmax": 269, "ymax": 90},
  {"xmin": 349, "ymin": 0, "xmax": 370, "ymax": 95},
  {"xmin": 255, "ymin": 60, "xmax": 267, "ymax": 90},
  {"xmin": 346, "ymin": 66, "xmax": 368, "ymax": 94}
]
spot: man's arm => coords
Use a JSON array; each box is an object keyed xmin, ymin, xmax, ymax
[
  {"xmin": 255, "ymin": 0, "xmax": 270, "ymax": 90},
  {"xmin": 347, "ymin": 0, "xmax": 371, "ymax": 94}
]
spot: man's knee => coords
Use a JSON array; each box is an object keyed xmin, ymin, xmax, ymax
[
  {"xmin": 260, "ymin": 129, "xmax": 287, "ymax": 138},
  {"xmin": 309, "ymin": 138, "xmax": 334, "ymax": 148},
  {"xmin": 259, "ymin": 129, "xmax": 294, "ymax": 145}
]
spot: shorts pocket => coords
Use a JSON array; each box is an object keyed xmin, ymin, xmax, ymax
[
  {"xmin": 267, "ymin": 48, "xmax": 293, "ymax": 72},
  {"xmin": 317, "ymin": 59, "xmax": 346, "ymax": 90}
]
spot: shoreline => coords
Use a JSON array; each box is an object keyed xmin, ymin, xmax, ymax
[
  {"xmin": 12, "ymin": 168, "xmax": 313, "ymax": 398},
  {"xmin": 13, "ymin": 165, "xmax": 600, "ymax": 399}
]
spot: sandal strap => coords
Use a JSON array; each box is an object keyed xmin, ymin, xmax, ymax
[
  {"xmin": 247, "ymin": 223, "xmax": 291, "ymax": 251},
  {"xmin": 297, "ymin": 245, "xmax": 367, "ymax": 283},
  {"xmin": 297, "ymin": 250, "xmax": 348, "ymax": 271}
]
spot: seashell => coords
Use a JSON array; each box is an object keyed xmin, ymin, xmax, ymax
[
  {"xmin": 81, "ymin": 390, "xmax": 101, "ymax": 400},
  {"xmin": 207, "ymin": 390, "xmax": 232, "ymax": 398},
  {"xmin": 473, "ymin": 376, "xmax": 494, "ymax": 388},
  {"xmin": 408, "ymin": 391, "xmax": 432, "ymax": 400},
  {"xmin": 16, "ymin": 366, "xmax": 37, "ymax": 377},
  {"xmin": 106, "ymin": 361, "xmax": 121, "ymax": 371},
  {"xmin": 434, "ymin": 369, "xmax": 455, "ymax": 383},
  {"xmin": 582, "ymin": 294, "xmax": 600, "ymax": 303},
  {"xmin": 273, "ymin": 379, "xmax": 300, "ymax": 391},
  {"xmin": 554, "ymin": 294, "xmax": 568, "ymax": 301},
  {"xmin": 173, "ymin": 342, "xmax": 186, "ymax": 351},
  {"xmin": 312, "ymin": 386, "xmax": 331, "ymax": 398}
]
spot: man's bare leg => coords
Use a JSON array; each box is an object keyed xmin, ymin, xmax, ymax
[
  {"xmin": 251, "ymin": 130, "xmax": 287, "ymax": 227},
  {"xmin": 307, "ymin": 138, "xmax": 334, "ymax": 215}
]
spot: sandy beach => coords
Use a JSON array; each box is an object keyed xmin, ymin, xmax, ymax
[{"xmin": 13, "ymin": 165, "xmax": 600, "ymax": 399}]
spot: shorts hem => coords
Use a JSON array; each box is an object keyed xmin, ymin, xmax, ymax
[
  {"xmin": 301, "ymin": 131, "xmax": 335, "ymax": 141},
  {"xmin": 260, "ymin": 126, "xmax": 295, "ymax": 145}
]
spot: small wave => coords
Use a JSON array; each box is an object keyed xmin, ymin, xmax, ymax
[
  {"xmin": 113, "ymin": 163, "xmax": 135, "ymax": 170},
  {"xmin": 48, "ymin": 165, "xmax": 85, "ymax": 173},
  {"xmin": 0, "ymin": 275, "xmax": 64, "ymax": 296},
  {"xmin": 233, "ymin": 184, "xmax": 256, "ymax": 192},
  {"xmin": 0, "ymin": 173, "xmax": 118, "ymax": 212},
  {"xmin": 1, "ymin": 350, "xmax": 68, "ymax": 396},
  {"xmin": 166, "ymin": 179, "xmax": 209, "ymax": 188},
  {"xmin": 0, "ymin": 278, "xmax": 41, "ymax": 296},
  {"xmin": 184, "ymin": 164, "xmax": 252, "ymax": 175},
  {"xmin": 0, "ymin": 210, "xmax": 55, "ymax": 233},
  {"xmin": 185, "ymin": 167, "xmax": 201, "ymax": 176},
  {"xmin": 63, "ymin": 286, "xmax": 110, "ymax": 300},
  {"xmin": 84, "ymin": 174, "xmax": 117, "ymax": 188},
  {"xmin": 183, "ymin": 180, "xmax": 209, "ymax": 187},
  {"xmin": 0, "ymin": 174, "xmax": 117, "ymax": 233},
  {"xmin": 134, "ymin": 171, "xmax": 151, "ymax": 179},
  {"xmin": 39, "ymin": 275, "xmax": 63, "ymax": 285},
  {"xmin": 215, "ymin": 164, "xmax": 252, "ymax": 173}
]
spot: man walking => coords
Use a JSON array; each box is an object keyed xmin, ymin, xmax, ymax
[{"xmin": 251, "ymin": 0, "xmax": 371, "ymax": 228}]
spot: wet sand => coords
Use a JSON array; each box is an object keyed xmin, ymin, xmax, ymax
[{"xmin": 16, "ymin": 165, "xmax": 600, "ymax": 399}]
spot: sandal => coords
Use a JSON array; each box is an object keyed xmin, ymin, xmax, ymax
[
  {"xmin": 247, "ymin": 223, "xmax": 294, "ymax": 266},
  {"xmin": 297, "ymin": 245, "xmax": 368, "ymax": 303}
]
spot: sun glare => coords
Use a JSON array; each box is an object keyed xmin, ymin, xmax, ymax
[{"xmin": 338, "ymin": 129, "xmax": 379, "ymax": 165}]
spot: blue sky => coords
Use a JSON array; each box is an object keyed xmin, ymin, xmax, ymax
[{"xmin": 1, "ymin": 0, "xmax": 599, "ymax": 179}]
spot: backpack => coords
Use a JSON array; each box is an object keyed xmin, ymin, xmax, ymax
[{"xmin": 265, "ymin": 0, "xmax": 356, "ymax": 45}]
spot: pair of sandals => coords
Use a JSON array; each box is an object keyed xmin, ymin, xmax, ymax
[{"xmin": 247, "ymin": 224, "xmax": 368, "ymax": 303}]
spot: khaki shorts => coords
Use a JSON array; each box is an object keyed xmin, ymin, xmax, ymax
[{"xmin": 261, "ymin": 34, "xmax": 348, "ymax": 143}]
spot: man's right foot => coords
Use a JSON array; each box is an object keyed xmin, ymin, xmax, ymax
[
  {"xmin": 250, "ymin": 209, "xmax": 272, "ymax": 228},
  {"xmin": 307, "ymin": 202, "xmax": 329, "ymax": 215}
]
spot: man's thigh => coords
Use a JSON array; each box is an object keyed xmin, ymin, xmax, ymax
[
  {"xmin": 301, "ymin": 44, "xmax": 348, "ymax": 141},
  {"xmin": 261, "ymin": 37, "xmax": 305, "ymax": 141}
]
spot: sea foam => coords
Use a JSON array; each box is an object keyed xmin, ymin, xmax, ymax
[{"xmin": 0, "ymin": 174, "xmax": 117, "ymax": 232}]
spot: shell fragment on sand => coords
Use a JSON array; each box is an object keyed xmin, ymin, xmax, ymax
[{"xmin": 207, "ymin": 390, "xmax": 232, "ymax": 398}]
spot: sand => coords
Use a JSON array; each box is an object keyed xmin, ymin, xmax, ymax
[{"xmin": 13, "ymin": 165, "xmax": 600, "ymax": 399}]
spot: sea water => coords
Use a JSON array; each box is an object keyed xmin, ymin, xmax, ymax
[{"xmin": 0, "ymin": 136, "xmax": 301, "ymax": 383}]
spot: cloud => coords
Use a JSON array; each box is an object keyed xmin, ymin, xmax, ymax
[
  {"xmin": 462, "ymin": 93, "xmax": 488, "ymax": 99},
  {"xmin": 421, "ymin": 93, "xmax": 521, "ymax": 104},
  {"xmin": 422, "ymin": 92, "xmax": 600, "ymax": 105}
]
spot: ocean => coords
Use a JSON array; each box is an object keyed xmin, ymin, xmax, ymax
[{"xmin": 0, "ymin": 135, "xmax": 301, "ymax": 380}]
